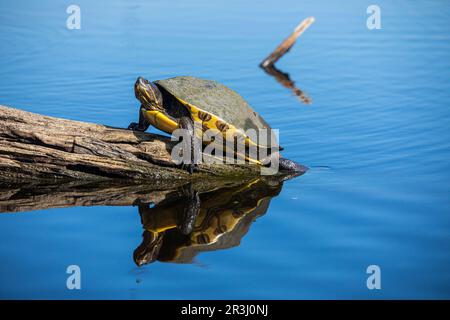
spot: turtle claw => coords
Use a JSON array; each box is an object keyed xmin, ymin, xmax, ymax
[
  {"xmin": 132, "ymin": 198, "xmax": 145, "ymax": 207},
  {"xmin": 127, "ymin": 122, "xmax": 140, "ymax": 131},
  {"xmin": 128, "ymin": 121, "xmax": 150, "ymax": 132},
  {"xmin": 181, "ymin": 163, "xmax": 198, "ymax": 174}
]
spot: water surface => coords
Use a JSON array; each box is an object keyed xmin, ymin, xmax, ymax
[{"xmin": 0, "ymin": 0, "xmax": 449, "ymax": 299}]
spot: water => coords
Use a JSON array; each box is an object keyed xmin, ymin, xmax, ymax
[{"xmin": 1, "ymin": 0, "xmax": 449, "ymax": 299}]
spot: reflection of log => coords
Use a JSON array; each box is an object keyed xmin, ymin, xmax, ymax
[
  {"xmin": 260, "ymin": 17, "xmax": 315, "ymax": 68},
  {"xmin": 0, "ymin": 105, "xmax": 262, "ymax": 182},
  {"xmin": 0, "ymin": 179, "xmax": 255, "ymax": 213}
]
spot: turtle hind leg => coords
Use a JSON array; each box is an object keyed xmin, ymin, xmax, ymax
[
  {"xmin": 262, "ymin": 153, "xmax": 308, "ymax": 174},
  {"xmin": 128, "ymin": 106, "xmax": 150, "ymax": 132},
  {"xmin": 178, "ymin": 116, "xmax": 201, "ymax": 174},
  {"xmin": 279, "ymin": 157, "xmax": 308, "ymax": 173}
]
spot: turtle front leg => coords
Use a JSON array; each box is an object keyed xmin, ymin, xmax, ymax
[
  {"xmin": 177, "ymin": 183, "xmax": 201, "ymax": 235},
  {"xmin": 128, "ymin": 106, "xmax": 150, "ymax": 132},
  {"xmin": 178, "ymin": 116, "xmax": 201, "ymax": 174}
]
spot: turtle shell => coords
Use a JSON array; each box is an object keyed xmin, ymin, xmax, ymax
[{"xmin": 155, "ymin": 76, "xmax": 277, "ymax": 148}]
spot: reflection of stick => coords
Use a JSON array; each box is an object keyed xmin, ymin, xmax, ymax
[
  {"xmin": 262, "ymin": 64, "xmax": 312, "ymax": 104},
  {"xmin": 260, "ymin": 17, "xmax": 315, "ymax": 68}
]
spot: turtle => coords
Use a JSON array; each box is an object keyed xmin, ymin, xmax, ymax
[{"xmin": 128, "ymin": 76, "xmax": 306, "ymax": 174}]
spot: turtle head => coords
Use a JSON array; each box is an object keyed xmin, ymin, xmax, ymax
[
  {"xmin": 133, "ymin": 230, "xmax": 164, "ymax": 266},
  {"xmin": 134, "ymin": 77, "xmax": 164, "ymax": 111}
]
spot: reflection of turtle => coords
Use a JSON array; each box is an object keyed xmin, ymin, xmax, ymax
[
  {"xmin": 133, "ymin": 178, "xmax": 283, "ymax": 266},
  {"xmin": 128, "ymin": 76, "xmax": 306, "ymax": 173}
]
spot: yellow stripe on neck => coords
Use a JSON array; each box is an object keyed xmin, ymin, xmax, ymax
[{"xmin": 142, "ymin": 109, "xmax": 179, "ymax": 134}]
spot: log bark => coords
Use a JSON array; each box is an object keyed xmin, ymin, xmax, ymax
[{"xmin": 0, "ymin": 105, "xmax": 262, "ymax": 182}]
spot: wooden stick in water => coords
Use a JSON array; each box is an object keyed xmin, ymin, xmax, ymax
[{"xmin": 260, "ymin": 17, "xmax": 315, "ymax": 68}]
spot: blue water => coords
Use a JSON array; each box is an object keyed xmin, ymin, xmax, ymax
[{"xmin": 1, "ymin": 0, "xmax": 450, "ymax": 299}]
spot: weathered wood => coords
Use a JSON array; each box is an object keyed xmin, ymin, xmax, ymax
[{"xmin": 0, "ymin": 105, "xmax": 262, "ymax": 182}]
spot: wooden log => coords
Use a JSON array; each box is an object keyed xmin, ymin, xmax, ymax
[{"xmin": 0, "ymin": 105, "xmax": 263, "ymax": 182}]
